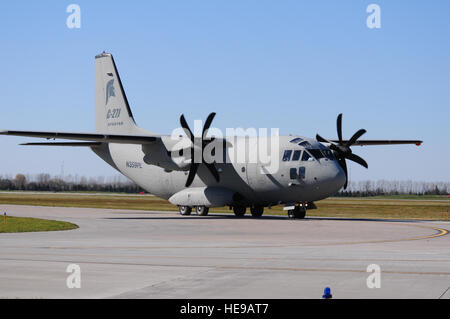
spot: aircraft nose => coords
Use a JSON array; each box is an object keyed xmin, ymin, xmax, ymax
[{"xmin": 334, "ymin": 162, "xmax": 346, "ymax": 190}]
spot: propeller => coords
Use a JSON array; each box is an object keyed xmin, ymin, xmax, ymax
[
  {"xmin": 316, "ymin": 113, "xmax": 368, "ymax": 189},
  {"xmin": 180, "ymin": 112, "xmax": 220, "ymax": 187}
]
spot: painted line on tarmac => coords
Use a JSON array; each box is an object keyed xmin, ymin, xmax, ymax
[
  {"xmin": 406, "ymin": 226, "xmax": 448, "ymax": 241},
  {"xmin": 319, "ymin": 225, "xmax": 449, "ymax": 246},
  {"xmin": 3, "ymin": 250, "xmax": 450, "ymax": 263},
  {"xmin": 1, "ymin": 225, "xmax": 447, "ymax": 250}
]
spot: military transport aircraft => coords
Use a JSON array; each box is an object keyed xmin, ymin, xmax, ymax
[{"xmin": 0, "ymin": 52, "xmax": 422, "ymax": 219}]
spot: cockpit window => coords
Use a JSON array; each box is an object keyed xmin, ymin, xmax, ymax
[
  {"xmin": 292, "ymin": 150, "xmax": 301, "ymax": 161},
  {"xmin": 290, "ymin": 138, "xmax": 303, "ymax": 144},
  {"xmin": 301, "ymin": 151, "xmax": 314, "ymax": 161},
  {"xmin": 322, "ymin": 149, "xmax": 335, "ymax": 160},
  {"xmin": 282, "ymin": 150, "xmax": 292, "ymax": 161},
  {"xmin": 298, "ymin": 141, "xmax": 312, "ymax": 148},
  {"xmin": 309, "ymin": 149, "xmax": 325, "ymax": 159}
]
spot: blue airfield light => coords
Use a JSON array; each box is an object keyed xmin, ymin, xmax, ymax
[{"xmin": 322, "ymin": 287, "xmax": 332, "ymax": 299}]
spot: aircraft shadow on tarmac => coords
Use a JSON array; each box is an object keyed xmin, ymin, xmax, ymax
[
  {"xmin": 105, "ymin": 213, "xmax": 434, "ymax": 223},
  {"xmin": 105, "ymin": 214, "xmax": 287, "ymax": 221}
]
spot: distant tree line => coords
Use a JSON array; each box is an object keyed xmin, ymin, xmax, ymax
[
  {"xmin": 0, "ymin": 173, "xmax": 448, "ymax": 196},
  {"xmin": 0, "ymin": 173, "xmax": 145, "ymax": 193},
  {"xmin": 337, "ymin": 180, "xmax": 449, "ymax": 197}
]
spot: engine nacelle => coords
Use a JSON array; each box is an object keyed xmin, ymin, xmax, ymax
[
  {"xmin": 142, "ymin": 138, "xmax": 191, "ymax": 171},
  {"xmin": 169, "ymin": 187, "xmax": 236, "ymax": 207}
]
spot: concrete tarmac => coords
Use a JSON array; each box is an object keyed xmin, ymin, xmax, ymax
[{"xmin": 0, "ymin": 204, "xmax": 449, "ymax": 299}]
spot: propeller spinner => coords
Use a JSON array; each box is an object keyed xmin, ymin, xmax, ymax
[
  {"xmin": 316, "ymin": 113, "xmax": 368, "ymax": 189},
  {"xmin": 180, "ymin": 112, "xmax": 220, "ymax": 187}
]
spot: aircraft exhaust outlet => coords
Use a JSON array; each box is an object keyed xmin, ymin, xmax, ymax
[{"xmin": 169, "ymin": 187, "xmax": 235, "ymax": 208}]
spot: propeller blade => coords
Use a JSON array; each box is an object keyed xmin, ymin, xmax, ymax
[
  {"xmin": 346, "ymin": 153, "xmax": 368, "ymax": 169},
  {"xmin": 180, "ymin": 114, "xmax": 194, "ymax": 143},
  {"xmin": 185, "ymin": 163, "xmax": 199, "ymax": 187},
  {"xmin": 181, "ymin": 112, "xmax": 221, "ymax": 187},
  {"xmin": 323, "ymin": 113, "xmax": 369, "ymax": 189},
  {"xmin": 346, "ymin": 129, "xmax": 367, "ymax": 147},
  {"xmin": 338, "ymin": 158, "xmax": 348, "ymax": 189},
  {"xmin": 329, "ymin": 143, "xmax": 340, "ymax": 153},
  {"xmin": 202, "ymin": 112, "xmax": 216, "ymax": 139},
  {"xmin": 204, "ymin": 162, "xmax": 220, "ymax": 182},
  {"xmin": 337, "ymin": 113, "xmax": 343, "ymax": 143},
  {"xmin": 316, "ymin": 134, "xmax": 333, "ymax": 144}
]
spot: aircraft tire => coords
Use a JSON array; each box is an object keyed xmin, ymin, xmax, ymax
[
  {"xmin": 179, "ymin": 206, "xmax": 192, "ymax": 216},
  {"xmin": 250, "ymin": 206, "xmax": 264, "ymax": 217},
  {"xmin": 288, "ymin": 207, "xmax": 306, "ymax": 219},
  {"xmin": 196, "ymin": 206, "xmax": 209, "ymax": 216},
  {"xmin": 233, "ymin": 206, "xmax": 246, "ymax": 217}
]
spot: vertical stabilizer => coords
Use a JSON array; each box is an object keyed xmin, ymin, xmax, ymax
[{"xmin": 95, "ymin": 52, "xmax": 149, "ymax": 134}]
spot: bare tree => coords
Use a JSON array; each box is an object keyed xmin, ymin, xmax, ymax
[{"xmin": 13, "ymin": 174, "xmax": 26, "ymax": 190}]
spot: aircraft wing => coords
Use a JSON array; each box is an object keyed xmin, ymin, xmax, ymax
[
  {"xmin": 19, "ymin": 142, "xmax": 103, "ymax": 147},
  {"xmin": 0, "ymin": 130, "xmax": 159, "ymax": 145},
  {"xmin": 332, "ymin": 140, "xmax": 423, "ymax": 146}
]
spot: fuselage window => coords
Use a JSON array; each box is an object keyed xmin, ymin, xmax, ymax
[
  {"xmin": 282, "ymin": 150, "xmax": 293, "ymax": 162},
  {"xmin": 301, "ymin": 151, "xmax": 314, "ymax": 162},
  {"xmin": 298, "ymin": 166, "xmax": 306, "ymax": 179},
  {"xmin": 292, "ymin": 150, "xmax": 301, "ymax": 161},
  {"xmin": 289, "ymin": 168, "xmax": 297, "ymax": 179}
]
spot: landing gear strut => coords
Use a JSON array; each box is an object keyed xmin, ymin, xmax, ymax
[
  {"xmin": 288, "ymin": 206, "xmax": 306, "ymax": 219},
  {"xmin": 233, "ymin": 206, "xmax": 246, "ymax": 217}
]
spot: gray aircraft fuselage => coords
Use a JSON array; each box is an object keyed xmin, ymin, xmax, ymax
[{"xmin": 92, "ymin": 135, "xmax": 346, "ymax": 207}]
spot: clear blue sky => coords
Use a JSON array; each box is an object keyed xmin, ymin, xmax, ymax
[{"xmin": 0, "ymin": 1, "xmax": 448, "ymax": 181}]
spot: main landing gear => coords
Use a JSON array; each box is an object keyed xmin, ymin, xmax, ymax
[
  {"xmin": 179, "ymin": 205, "xmax": 266, "ymax": 218},
  {"xmin": 179, "ymin": 206, "xmax": 192, "ymax": 215},
  {"xmin": 233, "ymin": 205, "xmax": 246, "ymax": 217},
  {"xmin": 232, "ymin": 206, "xmax": 264, "ymax": 217},
  {"xmin": 287, "ymin": 206, "xmax": 306, "ymax": 219},
  {"xmin": 196, "ymin": 206, "xmax": 209, "ymax": 216},
  {"xmin": 250, "ymin": 206, "xmax": 264, "ymax": 217},
  {"xmin": 178, "ymin": 206, "xmax": 209, "ymax": 216}
]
